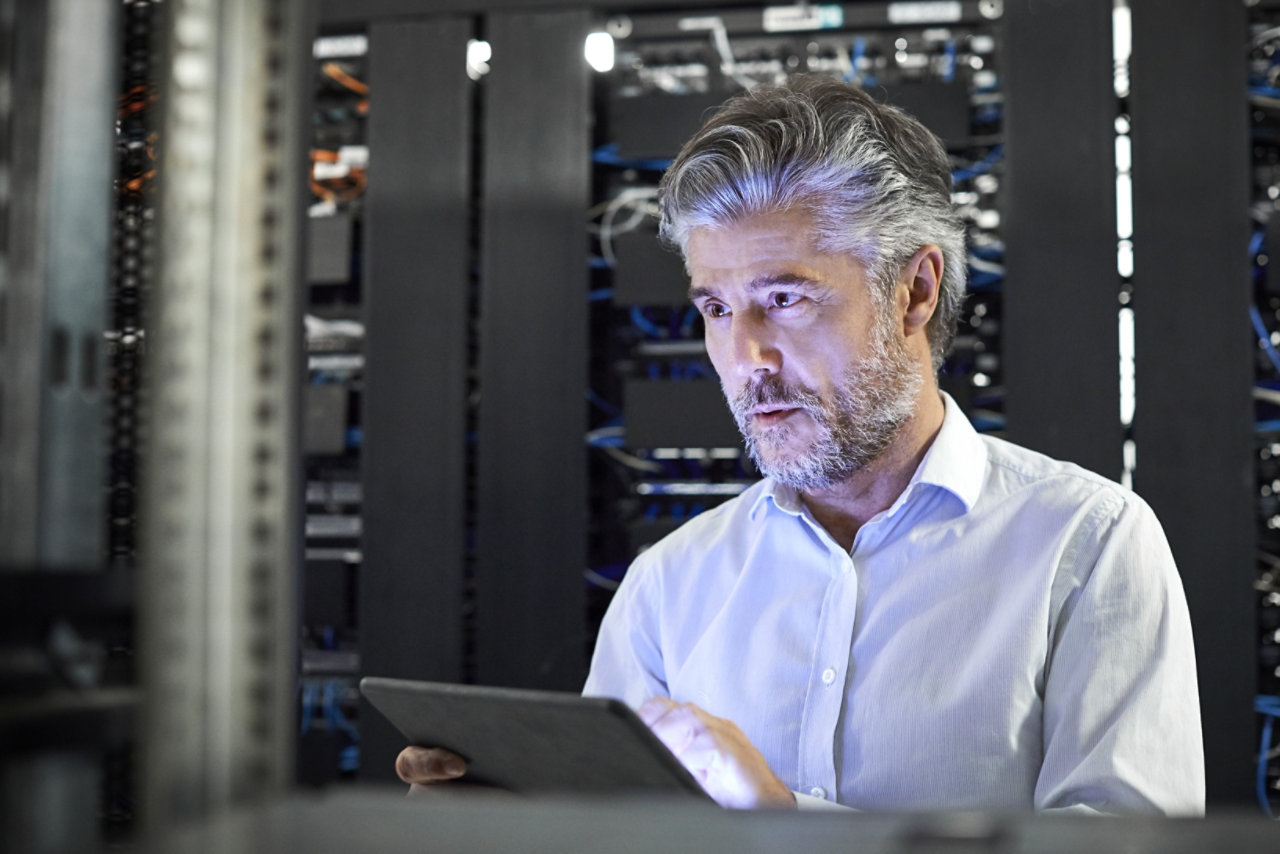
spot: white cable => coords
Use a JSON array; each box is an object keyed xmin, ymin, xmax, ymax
[
  {"xmin": 603, "ymin": 445, "xmax": 664, "ymax": 473},
  {"xmin": 1254, "ymin": 26, "xmax": 1280, "ymax": 49},
  {"xmin": 583, "ymin": 569, "xmax": 621, "ymax": 591},
  {"xmin": 967, "ymin": 255, "xmax": 1005, "ymax": 276},
  {"xmin": 677, "ymin": 16, "xmax": 757, "ymax": 90},
  {"xmin": 598, "ymin": 187, "xmax": 660, "ymax": 266}
]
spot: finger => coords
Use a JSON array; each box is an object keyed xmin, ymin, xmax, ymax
[
  {"xmin": 644, "ymin": 703, "xmax": 705, "ymax": 757},
  {"xmin": 395, "ymin": 746, "xmax": 467, "ymax": 784},
  {"xmin": 636, "ymin": 696, "xmax": 677, "ymax": 726}
]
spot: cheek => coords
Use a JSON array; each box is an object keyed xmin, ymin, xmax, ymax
[{"xmin": 702, "ymin": 329, "xmax": 733, "ymax": 381}]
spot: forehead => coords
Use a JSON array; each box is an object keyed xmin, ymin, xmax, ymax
[{"xmin": 685, "ymin": 209, "xmax": 864, "ymax": 291}]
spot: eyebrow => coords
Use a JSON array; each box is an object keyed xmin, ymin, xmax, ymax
[{"xmin": 687, "ymin": 273, "xmax": 824, "ymax": 303}]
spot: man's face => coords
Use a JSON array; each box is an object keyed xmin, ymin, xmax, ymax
[{"xmin": 687, "ymin": 209, "xmax": 922, "ymax": 489}]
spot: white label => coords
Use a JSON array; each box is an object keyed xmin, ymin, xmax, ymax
[
  {"xmin": 887, "ymin": 1, "xmax": 963, "ymax": 25},
  {"xmin": 677, "ymin": 16, "xmax": 723, "ymax": 31},
  {"xmin": 762, "ymin": 4, "xmax": 845, "ymax": 32},
  {"xmin": 337, "ymin": 145, "xmax": 369, "ymax": 168},
  {"xmin": 312, "ymin": 161, "xmax": 350, "ymax": 181},
  {"xmin": 313, "ymin": 34, "xmax": 368, "ymax": 59}
]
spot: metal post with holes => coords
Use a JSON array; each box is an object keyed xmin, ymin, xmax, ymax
[{"xmin": 139, "ymin": 0, "xmax": 305, "ymax": 827}]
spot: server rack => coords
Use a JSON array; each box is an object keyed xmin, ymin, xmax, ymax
[{"xmin": 323, "ymin": 0, "xmax": 1252, "ymax": 806}]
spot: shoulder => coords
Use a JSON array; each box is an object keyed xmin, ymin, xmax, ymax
[
  {"xmin": 967, "ymin": 435, "xmax": 1174, "ymax": 592},
  {"xmin": 975, "ymin": 433, "xmax": 1145, "ymax": 522}
]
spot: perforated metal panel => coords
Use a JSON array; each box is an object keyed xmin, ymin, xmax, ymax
[
  {"xmin": 140, "ymin": 0, "xmax": 305, "ymax": 824},
  {"xmin": 0, "ymin": 0, "xmax": 116, "ymax": 569}
]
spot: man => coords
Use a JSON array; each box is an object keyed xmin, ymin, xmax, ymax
[{"xmin": 398, "ymin": 76, "xmax": 1204, "ymax": 814}]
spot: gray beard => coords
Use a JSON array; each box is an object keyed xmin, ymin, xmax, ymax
[{"xmin": 726, "ymin": 320, "xmax": 922, "ymax": 490}]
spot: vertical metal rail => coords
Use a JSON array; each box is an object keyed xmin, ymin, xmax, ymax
[
  {"xmin": 1129, "ymin": 0, "xmax": 1253, "ymax": 807},
  {"xmin": 475, "ymin": 9, "xmax": 591, "ymax": 690},
  {"xmin": 1001, "ymin": 0, "xmax": 1121, "ymax": 479},
  {"xmin": 358, "ymin": 15, "xmax": 473, "ymax": 783},
  {"xmin": 140, "ymin": 0, "xmax": 304, "ymax": 826},
  {"xmin": 0, "ymin": 0, "xmax": 116, "ymax": 568}
]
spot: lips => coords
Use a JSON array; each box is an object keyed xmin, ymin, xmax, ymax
[{"xmin": 751, "ymin": 406, "xmax": 802, "ymax": 428}]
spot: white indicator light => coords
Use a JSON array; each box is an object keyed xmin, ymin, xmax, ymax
[{"xmin": 585, "ymin": 31, "xmax": 615, "ymax": 73}]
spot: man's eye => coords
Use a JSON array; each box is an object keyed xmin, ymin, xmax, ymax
[
  {"xmin": 703, "ymin": 302, "xmax": 729, "ymax": 318},
  {"xmin": 772, "ymin": 292, "xmax": 799, "ymax": 308}
]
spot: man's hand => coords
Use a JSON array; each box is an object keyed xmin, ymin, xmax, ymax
[
  {"xmin": 395, "ymin": 746, "xmax": 467, "ymax": 794},
  {"xmin": 638, "ymin": 697, "xmax": 796, "ymax": 809}
]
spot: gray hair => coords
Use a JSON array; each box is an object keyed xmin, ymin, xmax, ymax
[{"xmin": 658, "ymin": 76, "xmax": 966, "ymax": 371}]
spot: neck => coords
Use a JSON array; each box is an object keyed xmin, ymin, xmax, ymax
[{"xmin": 799, "ymin": 386, "xmax": 946, "ymax": 552}]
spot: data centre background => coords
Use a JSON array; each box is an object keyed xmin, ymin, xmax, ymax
[{"xmin": 0, "ymin": 0, "xmax": 1268, "ymax": 847}]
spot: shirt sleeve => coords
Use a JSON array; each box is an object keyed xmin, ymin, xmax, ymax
[
  {"xmin": 582, "ymin": 553, "xmax": 669, "ymax": 707},
  {"xmin": 1035, "ymin": 491, "xmax": 1205, "ymax": 816}
]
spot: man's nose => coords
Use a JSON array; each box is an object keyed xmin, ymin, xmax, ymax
[{"xmin": 728, "ymin": 310, "xmax": 781, "ymax": 377}]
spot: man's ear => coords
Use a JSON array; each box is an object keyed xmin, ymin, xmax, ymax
[{"xmin": 898, "ymin": 245, "xmax": 944, "ymax": 337}]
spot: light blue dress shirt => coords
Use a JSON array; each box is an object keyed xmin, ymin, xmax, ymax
[{"xmin": 584, "ymin": 395, "xmax": 1204, "ymax": 815}]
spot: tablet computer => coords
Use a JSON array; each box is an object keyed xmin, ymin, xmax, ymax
[{"xmin": 360, "ymin": 676, "xmax": 711, "ymax": 800}]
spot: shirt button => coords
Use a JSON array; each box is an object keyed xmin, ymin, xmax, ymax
[
  {"xmin": 809, "ymin": 786, "xmax": 827, "ymax": 799},
  {"xmin": 821, "ymin": 667, "xmax": 837, "ymax": 686}
]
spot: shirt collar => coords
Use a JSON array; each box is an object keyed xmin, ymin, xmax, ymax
[{"xmin": 747, "ymin": 392, "xmax": 987, "ymax": 521}]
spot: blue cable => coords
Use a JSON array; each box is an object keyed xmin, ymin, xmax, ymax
[
  {"xmin": 680, "ymin": 306, "xmax": 700, "ymax": 338},
  {"xmin": 846, "ymin": 38, "xmax": 866, "ymax": 84},
  {"xmin": 1251, "ymin": 228, "xmax": 1266, "ymax": 260},
  {"xmin": 968, "ymin": 271, "xmax": 1004, "ymax": 291},
  {"xmin": 1262, "ymin": 714, "xmax": 1275, "ymax": 818},
  {"xmin": 587, "ymin": 388, "xmax": 621, "ymax": 416},
  {"xmin": 1256, "ymin": 695, "xmax": 1280, "ymax": 816},
  {"xmin": 592, "ymin": 143, "xmax": 672, "ymax": 172},
  {"xmin": 630, "ymin": 306, "xmax": 665, "ymax": 339},
  {"xmin": 953, "ymin": 145, "xmax": 1004, "ymax": 183},
  {"xmin": 1251, "ymin": 305, "xmax": 1280, "ymax": 375},
  {"xmin": 970, "ymin": 245, "xmax": 1004, "ymax": 261},
  {"xmin": 299, "ymin": 682, "xmax": 315, "ymax": 735},
  {"xmin": 942, "ymin": 41, "xmax": 956, "ymax": 83},
  {"xmin": 326, "ymin": 680, "xmax": 360, "ymax": 740}
]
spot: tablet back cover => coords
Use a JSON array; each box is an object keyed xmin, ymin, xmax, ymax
[{"xmin": 361, "ymin": 677, "xmax": 710, "ymax": 799}]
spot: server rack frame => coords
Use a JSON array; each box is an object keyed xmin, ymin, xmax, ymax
[
  {"xmin": 358, "ymin": 16, "xmax": 475, "ymax": 783},
  {"xmin": 1130, "ymin": 0, "xmax": 1253, "ymax": 807}
]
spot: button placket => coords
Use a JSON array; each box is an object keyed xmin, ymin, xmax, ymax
[{"xmin": 797, "ymin": 555, "xmax": 858, "ymax": 805}]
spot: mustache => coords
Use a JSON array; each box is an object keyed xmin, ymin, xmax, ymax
[{"xmin": 730, "ymin": 375, "xmax": 823, "ymax": 417}]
